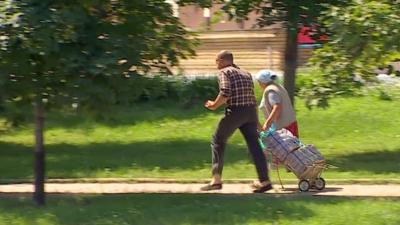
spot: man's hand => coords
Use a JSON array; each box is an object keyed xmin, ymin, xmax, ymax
[
  {"xmin": 204, "ymin": 94, "xmax": 227, "ymax": 111},
  {"xmin": 205, "ymin": 100, "xmax": 218, "ymax": 111}
]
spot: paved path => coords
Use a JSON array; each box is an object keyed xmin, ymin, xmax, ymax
[{"xmin": 0, "ymin": 183, "xmax": 399, "ymax": 197}]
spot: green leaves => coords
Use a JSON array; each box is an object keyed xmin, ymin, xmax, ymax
[
  {"xmin": 304, "ymin": 0, "xmax": 400, "ymax": 108},
  {"xmin": 0, "ymin": 0, "xmax": 197, "ymax": 123},
  {"xmin": 189, "ymin": 0, "xmax": 348, "ymax": 104}
]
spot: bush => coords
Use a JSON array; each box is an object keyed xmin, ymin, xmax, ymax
[
  {"xmin": 138, "ymin": 76, "xmax": 170, "ymax": 101},
  {"xmin": 130, "ymin": 75, "xmax": 219, "ymax": 107},
  {"xmin": 179, "ymin": 77, "xmax": 219, "ymax": 107}
]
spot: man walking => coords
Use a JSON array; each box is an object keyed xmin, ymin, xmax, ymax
[{"xmin": 201, "ymin": 50, "xmax": 272, "ymax": 193}]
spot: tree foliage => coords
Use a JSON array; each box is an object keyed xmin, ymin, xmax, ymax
[
  {"xmin": 0, "ymin": 0, "xmax": 196, "ymax": 122},
  {"xmin": 0, "ymin": 0, "xmax": 197, "ymax": 205},
  {"xmin": 178, "ymin": 0, "xmax": 347, "ymax": 105},
  {"xmin": 302, "ymin": 0, "xmax": 400, "ymax": 108}
]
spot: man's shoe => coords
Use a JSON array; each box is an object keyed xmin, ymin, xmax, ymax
[
  {"xmin": 200, "ymin": 183, "xmax": 222, "ymax": 191},
  {"xmin": 252, "ymin": 183, "xmax": 273, "ymax": 193},
  {"xmin": 250, "ymin": 180, "xmax": 262, "ymax": 189}
]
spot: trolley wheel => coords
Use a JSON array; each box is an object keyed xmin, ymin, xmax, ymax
[
  {"xmin": 314, "ymin": 178, "xmax": 326, "ymax": 190},
  {"xmin": 298, "ymin": 180, "xmax": 310, "ymax": 192}
]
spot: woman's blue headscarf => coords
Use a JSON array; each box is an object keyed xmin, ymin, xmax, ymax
[{"xmin": 255, "ymin": 69, "xmax": 278, "ymax": 84}]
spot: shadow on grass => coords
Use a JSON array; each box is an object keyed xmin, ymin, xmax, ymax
[
  {"xmin": 0, "ymin": 139, "xmax": 251, "ymax": 179},
  {"xmin": 329, "ymin": 150, "xmax": 400, "ymax": 174},
  {"xmin": 1, "ymin": 140, "xmax": 399, "ymax": 180},
  {"xmin": 0, "ymin": 101, "xmax": 221, "ymax": 133},
  {"xmin": 0, "ymin": 194, "xmax": 357, "ymax": 225}
]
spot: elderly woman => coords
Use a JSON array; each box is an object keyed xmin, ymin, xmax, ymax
[
  {"xmin": 256, "ymin": 70, "xmax": 299, "ymax": 169},
  {"xmin": 255, "ymin": 69, "xmax": 299, "ymax": 137}
]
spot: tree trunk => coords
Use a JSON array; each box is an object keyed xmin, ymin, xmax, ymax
[
  {"xmin": 283, "ymin": 6, "xmax": 299, "ymax": 106},
  {"xmin": 33, "ymin": 101, "xmax": 45, "ymax": 206}
]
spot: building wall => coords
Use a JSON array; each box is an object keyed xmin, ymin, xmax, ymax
[
  {"xmin": 178, "ymin": 4, "xmax": 270, "ymax": 31},
  {"xmin": 175, "ymin": 4, "xmax": 314, "ymax": 75}
]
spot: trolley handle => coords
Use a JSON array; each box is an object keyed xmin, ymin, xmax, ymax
[{"xmin": 258, "ymin": 123, "xmax": 277, "ymax": 149}]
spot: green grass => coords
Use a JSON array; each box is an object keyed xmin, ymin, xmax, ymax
[
  {"xmin": 0, "ymin": 194, "xmax": 399, "ymax": 225},
  {"xmin": 0, "ymin": 87, "xmax": 399, "ymax": 181}
]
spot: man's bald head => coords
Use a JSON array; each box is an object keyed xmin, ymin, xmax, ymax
[
  {"xmin": 216, "ymin": 50, "xmax": 234, "ymax": 69},
  {"xmin": 217, "ymin": 50, "xmax": 234, "ymax": 63}
]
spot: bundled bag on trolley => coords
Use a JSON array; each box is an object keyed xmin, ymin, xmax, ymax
[
  {"xmin": 285, "ymin": 144, "xmax": 325, "ymax": 178},
  {"xmin": 259, "ymin": 125, "xmax": 327, "ymax": 191},
  {"xmin": 259, "ymin": 126, "xmax": 325, "ymax": 178},
  {"xmin": 260, "ymin": 128, "xmax": 300, "ymax": 162}
]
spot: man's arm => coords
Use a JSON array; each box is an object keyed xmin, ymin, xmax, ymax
[
  {"xmin": 205, "ymin": 93, "xmax": 228, "ymax": 111},
  {"xmin": 205, "ymin": 71, "xmax": 230, "ymax": 110}
]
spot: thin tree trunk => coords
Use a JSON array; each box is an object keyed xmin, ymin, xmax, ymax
[
  {"xmin": 283, "ymin": 6, "xmax": 299, "ymax": 106},
  {"xmin": 33, "ymin": 101, "xmax": 45, "ymax": 206}
]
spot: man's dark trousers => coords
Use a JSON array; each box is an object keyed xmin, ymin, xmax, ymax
[{"xmin": 211, "ymin": 105, "xmax": 269, "ymax": 182}]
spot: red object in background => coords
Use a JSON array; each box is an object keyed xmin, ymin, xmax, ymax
[{"xmin": 297, "ymin": 27, "xmax": 328, "ymax": 44}]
